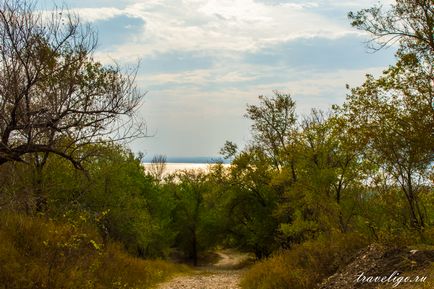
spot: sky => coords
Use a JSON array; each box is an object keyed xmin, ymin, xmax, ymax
[{"xmin": 41, "ymin": 0, "xmax": 397, "ymax": 160}]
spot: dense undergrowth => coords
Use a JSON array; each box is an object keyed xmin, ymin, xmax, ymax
[
  {"xmin": 240, "ymin": 233, "xmax": 368, "ymax": 289},
  {"xmin": 0, "ymin": 212, "xmax": 188, "ymax": 289}
]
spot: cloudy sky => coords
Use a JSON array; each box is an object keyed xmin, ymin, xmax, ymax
[{"xmin": 41, "ymin": 0, "xmax": 396, "ymax": 159}]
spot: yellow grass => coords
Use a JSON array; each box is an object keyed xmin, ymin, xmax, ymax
[{"xmin": 0, "ymin": 212, "xmax": 188, "ymax": 289}]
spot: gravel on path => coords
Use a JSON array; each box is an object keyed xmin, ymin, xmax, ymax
[
  {"xmin": 156, "ymin": 269, "xmax": 244, "ymax": 289},
  {"xmin": 155, "ymin": 249, "xmax": 253, "ymax": 289}
]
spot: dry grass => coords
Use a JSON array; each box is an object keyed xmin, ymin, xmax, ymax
[
  {"xmin": 240, "ymin": 232, "xmax": 368, "ymax": 289},
  {"xmin": 0, "ymin": 212, "xmax": 188, "ymax": 289}
]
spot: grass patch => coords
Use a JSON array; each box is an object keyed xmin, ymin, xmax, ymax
[
  {"xmin": 0, "ymin": 211, "xmax": 188, "ymax": 289},
  {"xmin": 240, "ymin": 232, "xmax": 368, "ymax": 289}
]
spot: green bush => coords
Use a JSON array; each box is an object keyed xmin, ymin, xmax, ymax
[
  {"xmin": 240, "ymin": 232, "xmax": 368, "ymax": 289},
  {"xmin": 0, "ymin": 212, "xmax": 187, "ymax": 289}
]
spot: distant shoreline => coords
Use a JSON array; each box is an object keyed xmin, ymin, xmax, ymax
[
  {"xmin": 142, "ymin": 162, "xmax": 230, "ymax": 175},
  {"xmin": 141, "ymin": 156, "xmax": 230, "ymax": 164}
]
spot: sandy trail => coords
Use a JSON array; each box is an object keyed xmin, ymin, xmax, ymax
[{"xmin": 155, "ymin": 250, "xmax": 252, "ymax": 289}]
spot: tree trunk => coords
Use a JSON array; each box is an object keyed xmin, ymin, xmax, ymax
[
  {"xmin": 404, "ymin": 171, "xmax": 425, "ymax": 231},
  {"xmin": 192, "ymin": 230, "xmax": 198, "ymax": 266},
  {"xmin": 34, "ymin": 153, "xmax": 49, "ymax": 213},
  {"xmin": 34, "ymin": 163, "xmax": 47, "ymax": 213}
]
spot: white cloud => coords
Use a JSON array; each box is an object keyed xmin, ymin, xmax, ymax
[
  {"xmin": 71, "ymin": 7, "xmax": 123, "ymax": 22},
  {"xmin": 141, "ymin": 64, "xmax": 386, "ymax": 116},
  {"xmin": 144, "ymin": 69, "xmax": 213, "ymax": 85},
  {"xmin": 71, "ymin": 0, "xmax": 360, "ymax": 61},
  {"xmin": 324, "ymin": 0, "xmax": 395, "ymax": 7},
  {"xmin": 134, "ymin": 64, "xmax": 388, "ymax": 156},
  {"xmin": 54, "ymin": 0, "xmax": 396, "ymax": 157}
]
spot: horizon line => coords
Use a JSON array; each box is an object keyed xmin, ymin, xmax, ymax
[{"xmin": 141, "ymin": 156, "xmax": 231, "ymax": 164}]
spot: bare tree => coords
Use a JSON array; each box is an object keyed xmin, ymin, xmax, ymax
[
  {"xmin": 0, "ymin": 0, "xmax": 145, "ymax": 169},
  {"xmin": 348, "ymin": 0, "xmax": 433, "ymax": 54},
  {"xmin": 348, "ymin": 0, "xmax": 433, "ymax": 79},
  {"xmin": 149, "ymin": 154, "xmax": 167, "ymax": 181}
]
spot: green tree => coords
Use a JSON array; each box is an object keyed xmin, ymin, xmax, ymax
[
  {"xmin": 166, "ymin": 170, "xmax": 220, "ymax": 265},
  {"xmin": 337, "ymin": 54, "xmax": 433, "ymax": 231},
  {"xmin": 245, "ymin": 91, "xmax": 297, "ymax": 179},
  {"xmin": 276, "ymin": 110, "xmax": 365, "ymax": 244},
  {"xmin": 38, "ymin": 143, "xmax": 173, "ymax": 258},
  {"xmin": 224, "ymin": 93, "xmax": 298, "ymax": 254},
  {"xmin": 221, "ymin": 148, "xmax": 279, "ymax": 258},
  {"xmin": 344, "ymin": 0, "xmax": 434, "ymax": 234}
]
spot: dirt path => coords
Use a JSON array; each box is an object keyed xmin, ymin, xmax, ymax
[{"xmin": 155, "ymin": 250, "xmax": 253, "ymax": 289}]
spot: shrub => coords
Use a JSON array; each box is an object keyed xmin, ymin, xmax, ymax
[
  {"xmin": 240, "ymin": 232, "xmax": 368, "ymax": 289},
  {"xmin": 0, "ymin": 212, "xmax": 187, "ymax": 289},
  {"xmin": 95, "ymin": 242, "xmax": 189, "ymax": 289}
]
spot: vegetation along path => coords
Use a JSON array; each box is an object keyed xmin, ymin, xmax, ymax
[{"xmin": 156, "ymin": 250, "xmax": 253, "ymax": 289}]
